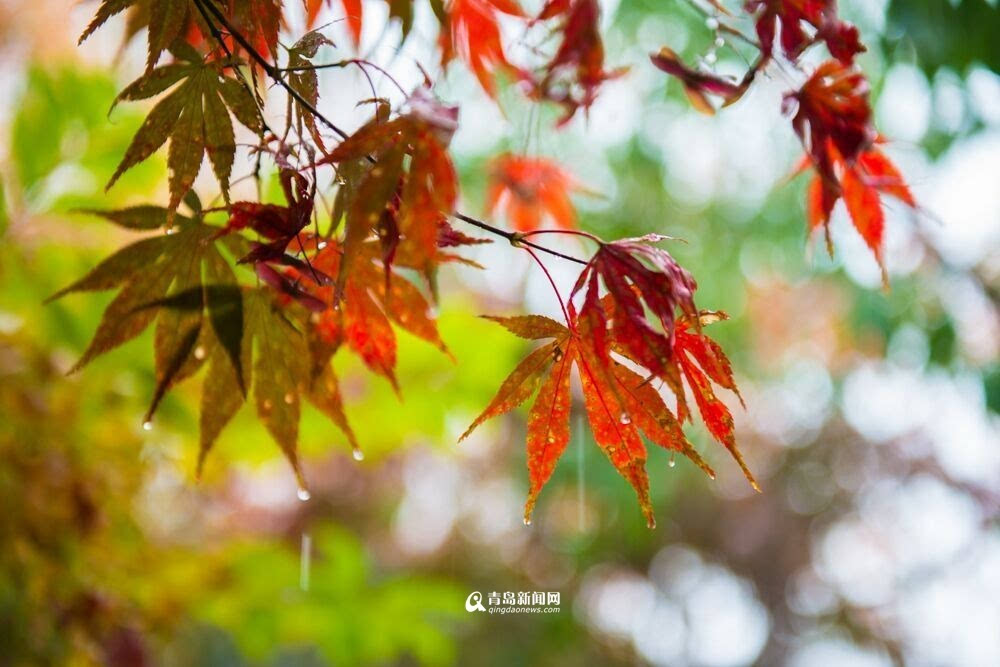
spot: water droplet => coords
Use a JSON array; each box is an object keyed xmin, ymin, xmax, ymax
[
  {"xmin": 352, "ymin": 447, "xmax": 364, "ymax": 461},
  {"xmin": 668, "ymin": 453, "xmax": 676, "ymax": 468},
  {"xmin": 193, "ymin": 346, "xmax": 206, "ymax": 360},
  {"xmin": 165, "ymin": 227, "xmax": 178, "ymax": 235},
  {"xmin": 141, "ymin": 420, "xmax": 153, "ymax": 431},
  {"xmin": 296, "ymin": 487, "xmax": 311, "ymax": 501},
  {"xmin": 705, "ymin": 51, "xmax": 718, "ymax": 65},
  {"xmin": 284, "ymin": 392, "xmax": 295, "ymax": 405},
  {"xmin": 317, "ymin": 241, "xmax": 328, "ymax": 250},
  {"xmin": 619, "ymin": 413, "xmax": 632, "ymax": 425},
  {"xmin": 705, "ymin": 17, "xmax": 719, "ymax": 30},
  {"xmin": 647, "ymin": 517, "xmax": 657, "ymax": 529},
  {"xmin": 300, "ymin": 532, "xmax": 312, "ymax": 591},
  {"xmin": 715, "ymin": 36, "xmax": 725, "ymax": 48},
  {"xmin": 262, "ymin": 399, "xmax": 273, "ymax": 412},
  {"xmin": 523, "ymin": 517, "xmax": 532, "ymax": 526}
]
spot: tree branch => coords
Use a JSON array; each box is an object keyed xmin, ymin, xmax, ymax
[{"xmin": 191, "ymin": 0, "xmax": 588, "ymax": 266}]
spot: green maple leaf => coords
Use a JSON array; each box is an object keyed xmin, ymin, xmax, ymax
[
  {"xmin": 49, "ymin": 206, "xmax": 244, "ymax": 427},
  {"xmin": 108, "ymin": 44, "xmax": 263, "ymax": 216}
]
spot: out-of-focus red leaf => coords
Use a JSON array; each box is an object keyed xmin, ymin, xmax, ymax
[
  {"xmin": 439, "ymin": 0, "xmax": 525, "ymax": 98},
  {"xmin": 650, "ymin": 47, "xmax": 749, "ymax": 115},
  {"xmin": 785, "ymin": 60, "xmax": 874, "ymax": 183},
  {"xmin": 486, "ymin": 153, "xmax": 581, "ymax": 231},
  {"xmin": 745, "ymin": 0, "xmax": 864, "ymax": 65},
  {"xmin": 530, "ymin": 0, "xmax": 626, "ymax": 125}
]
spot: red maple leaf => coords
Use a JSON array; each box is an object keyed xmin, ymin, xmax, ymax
[
  {"xmin": 439, "ymin": 0, "xmax": 526, "ymax": 98},
  {"xmin": 785, "ymin": 60, "xmax": 875, "ymax": 185},
  {"xmin": 650, "ymin": 47, "xmax": 751, "ymax": 115},
  {"xmin": 804, "ymin": 144, "xmax": 916, "ymax": 284},
  {"xmin": 745, "ymin": 0, "xmax": 864, "ymax": 65},
  {"xmin": 462, "ymin": 305, "xmax": 753, "ymax": 527},
  {"xmin": 571, "ymin": 235, "xmax": 698, "ymax": 381},
  {"xmin": 486, "ymin": 153, "xmax": 582, "ymax": 231},
  {"xmin": 530, "ymin": 0, "xmax": 627, "ymax": 125},
  {"xmin": 305, "ymin": 0, "xmax": 363, "ymax": 49}
]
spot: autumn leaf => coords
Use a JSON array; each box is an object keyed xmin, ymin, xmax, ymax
[
  {"xmin": 320, "ymin": 100, "xmax": 459, "ymax": 287},
  {"xmin": 486, "ymin": 153, "xmax": 582, "ymax": 231},
  {"xmin": 287, "ymin": 31, "xmax": 336, "ymax": 151},
  {"xmin": 785, "ymin": 60, "xmax": 874, "ymax": 183},
  {"xmin": 280, "ymin": 239, "xmax": 451, "ymax": 391},
  {"xmin": 305, "ymin": 0, "xmax": 365, "ymax": 48},
  {"xmin": 529, "ymin": 0, "xmax": 626, "ymax": 125},
  {"xmin": 463, "ymin": 309, "xmax": 746, "ymax": 527},
  {"xmin": 439, "ymin": 0, "xmax": 526, "ymax": 98},
  {"xmin": 804, "ymin": 145, "xmax": 916, "ymax": 284},
  {"xmin": 650, "ymin": 47, "xmax": 750, "ymax": 115},
  {"xmin": 571, "ymin": 235, "xmax": 698, "ymax": 381},
  {"xmin": 108, "ymin": 52, "xmax": 263, "ymax": 217},
  {"xmin": 745, "ymin": 0, "xmax": 864, "ymax": 65}
]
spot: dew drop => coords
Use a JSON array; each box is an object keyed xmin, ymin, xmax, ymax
[
  {"xmin": 284, "ymin": 392, "xmax": 295, "ymax": 405},
  {"xmin": 647, "ymin": 517, "xmax": 657, "ymax": 529},
  {"xmin": 296, "ymin": 487, "xmax": 311, "ymax": 501},
  {"xmin": 705, "ymin": 16, "xmax": 719, "ymax": 30},
  {"xmin": 705, "ymin": 51, "xmax": 718, "ymax": 65},
  {"xmin": 619, "ymin": 413, "xmax": 632, "ymax": 425},
  {"xmin": 715, "ymin": 36, "xmax": 725, "ymax": 48},
  {"xmin": 352, "ymin": 447, "xmax": 365, "ymax": 461},
  {"xmin": 141, "ymin": 420, "xmax": 153, "ymax": 431},
  {"xmin": 523, "ymin": 517, "xmax": 532, "ymax": 526},
  {"xmin": 165, "ymin": 227, "xmax": 178, "ymax": 235},
  {"xmin": 193, "ymin": 346, "xmax": 206, "ymax": 360},
  {"xmin": 317, "ymin": 241, "xmax": 328, "ymax": 250},
  {"xmin": 668, "ymin": 453, "xmax": 676, "ymax": 468},
  {"xmin": 262, "ymin": 399, "xmax": 273, "ymax": 412}
]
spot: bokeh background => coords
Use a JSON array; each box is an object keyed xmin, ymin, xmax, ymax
[{"xmin": 1, "ymin": 0, "xmax": 999, "ymax": 664}]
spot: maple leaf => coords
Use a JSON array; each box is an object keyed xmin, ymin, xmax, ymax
[
  {"xmin": 279, "ymin": 239, "xmax": 451, "ymax": 391},
  {"xmin": 287, "ymin": 31, "xmax": 336, "ymax": 152},
  {"xmin": 439, "ymin": 0, "xmax": 525, "ymax": 98},
  {"xmin": 530, "ymin": 0, "xmax": 626, "ymax": 125},
  {"xmin": 784, "ymin": 59, "xmax": 874, "ymax": 183},
  {"xmin": 650, "ymin": 47, "xmax": 751, "ymax": 115},
  {"xmin": 462, "ymin": 313, "xmax": 732, "ymax": 527},
  {"xmin": 570, "ymin": 235, "xmax": 698, "ymax": 381},
  {"xmin": 320, "ymin": 98, "xmax": 459, "ymax": 288},
  {"xmin": 305, "ymin": 0, "xmax": 365, "ymax": 48},
  {"xmin": 108, "ymin": 47, "xmax": 264, "ymax": 217},
  {"xmin": 486, "ymin": 153, "xmax": 581, "ymax": 231},
  {"xmin": 49, "ymin": 207, "xmax": 241, "ymax": 422},
  {"xmin": 804, "ymin": 145, "xmax": 916, "ymax": 284},
  {"xmin": 745, "ymin": 0, "xmax": 864, "ymax": 65},
  {"xmin": 218, "ymin": 169, "xmax": 315, "ymax": 265}
]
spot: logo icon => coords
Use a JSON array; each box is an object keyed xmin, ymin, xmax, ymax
[{"xmin": 465, "ymin": 591, "xmax": 486, "ymax": 612}]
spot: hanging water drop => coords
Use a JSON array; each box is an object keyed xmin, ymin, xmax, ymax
[
  {"xmin": 284, "ymin": 392, "xmax": 295, "ymax": 405},
  {"xmin": 141, "ymin": 420, "xmax": 153, "ymax": 431},
  {"xmin": 705, "ymin": 16, "xmax": 719, "ymax": 30},
  {"xmin": 715, "ymin": 36, "xmax": 725, "ymax": 48},
  {"xmin": 668, "ymin": 453, "xmax": 676, "ymax": 468},
  {"xmin": 705, "ymin": 50, "xmax": 718, "ymax": 65},
  {"xmin": 352, "ymin": 447, "xmax": 365, "ymax": 461},
  {"xmin": 299, "ymin": 532, "xmax": 312, "ymax": 591},
  {"xmin": 619, "ymin": 413, "xmax": 632, "ymax": 425},
  {"xmin": 165, "ymin": 227, "xmax": 178, "ymax": 235},
  {"xmin": 317, "ymin": 241, "xmax": 328, "ymax": 250},
  {"xmin": 523, "ymin": 517, "xmax": 532, "ymax": 526},
  {"xmin": 193, "ymin": 346, "xmax": 206, "ymax": 360},
  {"xmin": 296, "ymin": 487, "xmax": 311, "ymax": 502}
]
